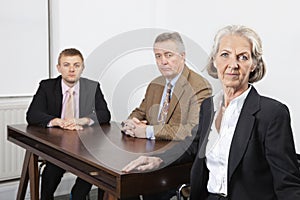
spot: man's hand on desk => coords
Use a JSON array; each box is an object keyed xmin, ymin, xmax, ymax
[
  {"xmin": 74, "ymin": 117, "xmax": 91, "ymax": 126},
  {"xmin": 50, "ymin": 118, "xmax": 91, "ymax": 130},
  {"xmin": 121, "ymin": 117, "xmax": 147, "ymax": 138},
  {"xmin": 122, "ymin": 155, "xmax": 163, "ymax": 173}
]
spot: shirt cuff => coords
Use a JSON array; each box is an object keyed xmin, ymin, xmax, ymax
[
  {"xmin": 47, "ymin": 121, "xmax": 53, "ymax": 127},
  {"xmin": 146, "ymin": 125, "xmax": 155, "ymax": 140},
  {"xmin": 89, "ymin": 118, "xmax": 94, "ymax": 126}
]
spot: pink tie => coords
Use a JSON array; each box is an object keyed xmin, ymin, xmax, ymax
[{"xmin": 64, "ymin": 88, "xmax": 75, "ymax": 119}]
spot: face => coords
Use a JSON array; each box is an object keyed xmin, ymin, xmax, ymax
[
  {"xmin": 57, "ymin": 55, "xmax": 84, "ymax": 87},
  {"xmin": 154, "ymin": 40, "xmax": 185, "ymax": 80},
  {"xmin": 214, "ymin": 34, "xmax": 256, "ymax": 92}
]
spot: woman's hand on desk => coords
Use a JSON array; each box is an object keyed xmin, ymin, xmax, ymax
[{"xmin": 122, "ymin": 155, "xmax": 163, "ymax": 173}]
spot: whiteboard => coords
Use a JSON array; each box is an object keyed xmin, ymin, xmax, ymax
[{"xmin": 0, "ymin": 0, "xmax": 49, "ymax": 97}]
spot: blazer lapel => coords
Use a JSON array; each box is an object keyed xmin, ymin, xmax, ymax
[
  {"xmin": 167, "ymin": 85, "xmax": 183, "ymax": 122},
  {"xmin": 198, "ymin": 97, "xmax": 215, "ymax": 158},
  {"xmin": 154, "ymin": 80, "xmax": 165, "ymax": 107},
  {"xmin": 79, "ymin": 78, "xmax": 87, "ymax": 115},
  {"xmin": 165, "ymin": 66, "xmax": 189, "ymax": 122},
  {"xmin": 54, "ymin": 76, "xmax": 63, "ymax": 116},
  {"xmin": 147, "ymin": 78, "xmax": 165, "ymax": 124},
  {"xmin": 228, "ymin": 87, "xmax": 260, "ymax": 181}
]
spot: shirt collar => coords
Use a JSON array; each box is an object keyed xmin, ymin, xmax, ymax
[
  {"xmin": 165, "ymin": 70, "xmax": 182, "ymax": 87},
  {"xmin": 213, "ymin": 85, "xmax": 252, "ymax": 112},
  {"xmin": 61, "ymin": 79, "xmax": 80, "ymax": 95}
]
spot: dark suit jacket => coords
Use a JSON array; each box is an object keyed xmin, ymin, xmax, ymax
[
  {"xmin": 158, "ymin": 87, "xmax": 300, "ymax": 199},
  {"xmin": 129, "ymin": 66, "xmax": 212, "ymax": 140},
  {"xmin": 26, "ymin": 76, "xmax": 111, "ymax": 127},
  {"xmin": 186, "ymin": 87, "xmax": 300, "ymax": 200}
]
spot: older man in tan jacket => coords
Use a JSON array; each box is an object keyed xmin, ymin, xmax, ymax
[{"xmin": 122, "ymin": 32, "xmax": 211, "ymax": 141}]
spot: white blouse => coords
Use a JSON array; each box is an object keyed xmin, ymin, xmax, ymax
[{"xmin": 205, "ymin": 86, "xmax": 251, "ymax": 196}]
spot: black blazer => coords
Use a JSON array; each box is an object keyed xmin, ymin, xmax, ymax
[
  {"xmin": 26, "ymin": 76, "xmax": 111, "ymax": 127},
  {"xmin": 161, "ymin": 87, "xmax": 300, "ymax": 200}
]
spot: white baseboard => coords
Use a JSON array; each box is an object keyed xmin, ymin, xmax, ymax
[{"xmin": 0, "ymin": 173, "xmax": 77, "ymax": 199}]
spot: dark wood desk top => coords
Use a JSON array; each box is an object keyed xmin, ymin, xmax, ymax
[{"xmin": 7, "ymin": 122, "xmax": 192, "ymax": 199}]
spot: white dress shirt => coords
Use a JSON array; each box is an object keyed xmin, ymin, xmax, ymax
[{"xmin": 205, "ymin": 86, "xmax": 251, "ymax": 196}]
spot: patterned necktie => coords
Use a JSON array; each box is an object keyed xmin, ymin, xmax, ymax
[
  {"xmin": 158, "ymin": 82, "xmax": 172, "ymax": 125},
  {"xmin": 64, "ymin": 88, "xmax": 75, "ymax": 119}
]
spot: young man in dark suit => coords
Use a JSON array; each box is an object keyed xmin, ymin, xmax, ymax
[{"xmin": 26, "ymin": 48, "xmax": 111, "ymax": 200}]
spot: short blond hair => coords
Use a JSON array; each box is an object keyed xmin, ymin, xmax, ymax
[{"xmin": 58, "ymin": 48, "xmax": 84, "ymax": 66}]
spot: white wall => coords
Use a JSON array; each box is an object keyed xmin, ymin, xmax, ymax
[
  {"xmin": 0, "ymin": 0, "xmax": 49, "ymax": 97},
  {"xmin": 49, "ymin": 0, "xmax": 300, "ymax": 152}
]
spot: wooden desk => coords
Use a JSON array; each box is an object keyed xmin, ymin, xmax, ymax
[{"xmin": 7, "ymin": 122, "xmax": 192, "ymax": 200}]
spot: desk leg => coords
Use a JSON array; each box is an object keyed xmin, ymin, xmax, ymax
[
  {"xmin": 16, "ymin": 151, "xmax": 31, "ymax": 200},
  {"xmin": 28, "ymin": 153, "xmax": 39, "ymax": 200}
]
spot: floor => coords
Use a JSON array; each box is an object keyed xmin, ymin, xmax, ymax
[
  {"xmin": 54, "ymin": 189, "xmax": 98, "ymax": 200},
  {"xmin": 54, "ymin": 189, "xmax": 179, "ymax": 200}
]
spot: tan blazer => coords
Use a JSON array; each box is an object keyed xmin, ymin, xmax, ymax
[{"xmin": 129, "ymin": 66, "xmax": 212, "ymax": 140}]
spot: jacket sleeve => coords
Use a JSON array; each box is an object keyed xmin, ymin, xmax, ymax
[
  {"xmin": 26, "ymin": 80, "xmax": 59, "ymax": 127},
  {"xmin": 94, "ymin": 83, "xmax": 111, "ymax": 124},
  {"xmin": 128, "ymin": 84, "xmax": 151, "ymax": 121},
  {"xmin": 265, "ymin": 103, "xmax": 300, "ymax": 199}
]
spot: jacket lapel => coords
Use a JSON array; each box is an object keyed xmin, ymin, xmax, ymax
[
  {"xmin": 165, "ymin": 66, "xmax": 189, "ymax": 122},
  {"xmin": 198, "ymin": 97, "xmax": 215, "ymax": 158},
  {"xmin": 150, "ymin": 78, "xmax": 165, "ymax": 124},
  {"xmin": 79, "ymin": 78, "xmax": 84, "ymax": 116},
  {"xmin": 54, "ymin": 76, "xmax": 63, "ymax": 116},
  {"xmin": 228, "ymin": 87, "xmax": 260, "ymax": 181}
]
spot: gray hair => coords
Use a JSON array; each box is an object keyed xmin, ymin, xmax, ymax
[
  {"xmin": 154, "ymin": 32, "xmax": 185, "ymax": 53},
  {"xmin": 207, "ymin": 25, "xmax": 266, "ymax": 83}
]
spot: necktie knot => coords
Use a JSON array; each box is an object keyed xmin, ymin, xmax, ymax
[
  {"xmin": 166, "ymin": 82, "xmax": 172, "ymax": 95},
  {"xmin": 68, "ymin": 88, "xmax": 74, "ymax": 96}
]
